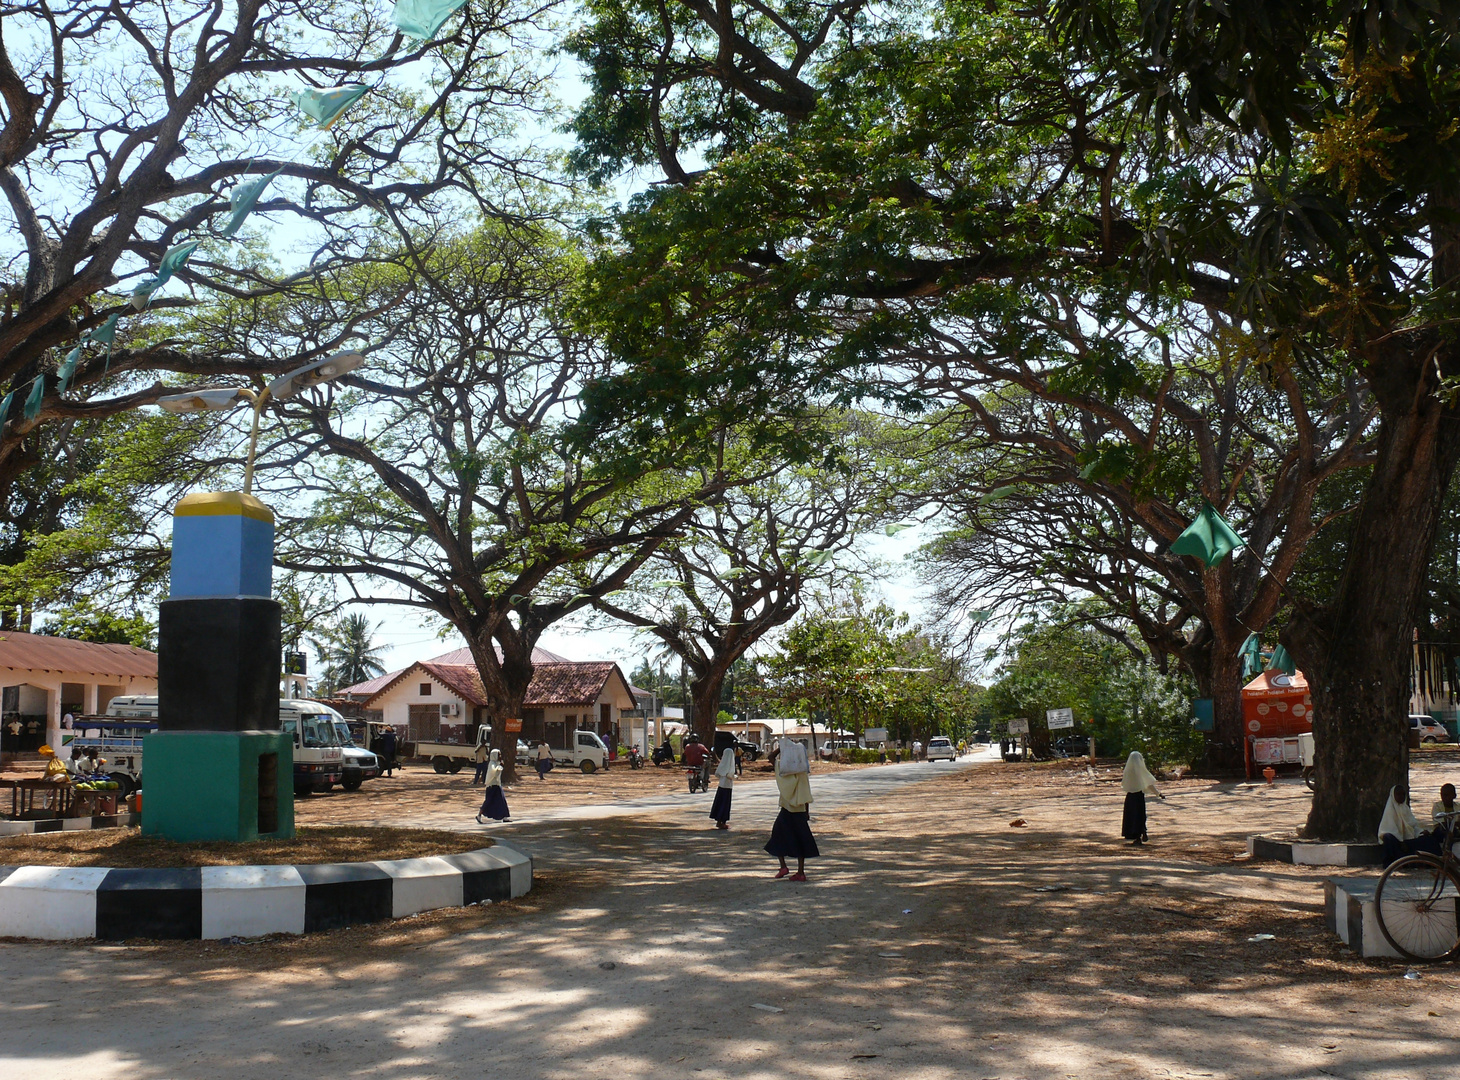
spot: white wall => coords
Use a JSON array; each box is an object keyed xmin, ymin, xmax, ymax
[{"xmin": 0, "ymin": 667, "xmax": 158, "ymax": 753}]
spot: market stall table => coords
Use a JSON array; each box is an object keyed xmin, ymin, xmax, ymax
[{"xmin": 0, "ymin": 778, "xmax": 74, "ymax": 819}]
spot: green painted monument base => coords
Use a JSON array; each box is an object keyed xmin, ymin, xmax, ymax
[{"xmin": 141, "ymin": 731, "xmax": 294, "ymax": 842}]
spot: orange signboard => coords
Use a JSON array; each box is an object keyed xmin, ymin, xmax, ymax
[
  {"xmin": 1240, "ymin": 670, "xmax": 1313, "ymax": 738},
  {"xmin": 503, "ymin": 717, "xmax": 523, "ymax": 733}
]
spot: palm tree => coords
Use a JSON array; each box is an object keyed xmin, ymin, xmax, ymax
[{"xmin": 312, "ymin": 612, "xmax": 387, "ymax": 693}]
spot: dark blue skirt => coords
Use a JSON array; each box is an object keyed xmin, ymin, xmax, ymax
[
  {"xmin": 765, "ymin": 808, "xmax": 819, "ymax": 859},
  {"xmin": 710, "ymin": 787, "xmax": 732, "ymax": 823},
  {"xmin": 1121, "ymin": 791, "xmax": 1146, "ymax": 839},
  {"xmin": 479, "ymin": 785, "xmax": 510, "ymax": 820}
]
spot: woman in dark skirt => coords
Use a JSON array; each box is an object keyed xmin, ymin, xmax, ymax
[
  {"xmin": 1120, "ymin": 751, "xmax": 1162, "ymax": 844},
  {"xmin": 709, "ymin": 749, "xmax": 736, "ymax": 829},
  {"xmin": 475, "ymin": 750, "xmax": 511, "ymax": 823},
  {"xmin": 765, "ymin": 740, "xmax": 818, "ymax": 880}
]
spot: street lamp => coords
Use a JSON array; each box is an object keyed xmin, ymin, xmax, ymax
[{"xmin": 157, "ymin": 350, "xmax": 364, "ymax": 494}]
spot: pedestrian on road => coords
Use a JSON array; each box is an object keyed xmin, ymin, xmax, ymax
[
  {"xmin": 710, "ymin": 749, "xmax": 736, "ymax": 829},
  {"xmin": 476, "ymin": 749, "xmax": 511, "ymax": 823},
  {"xmin": 1121, "ymin": 751, "xmax": 1164, "ymax": 845},
  {"xmin": 765, "ymin": 738, "xmax": 818, "ymax": 880},
  {"xmin": 379, "ymin": 728, "xmax": 397, "ymax": 777},
  {"xmin": 472, "ymin": 740, "xmax": 489, "ymax": 785},
  {"xmin": 536, "ymin": 741, "xmax": 554, "ymax": 780}
]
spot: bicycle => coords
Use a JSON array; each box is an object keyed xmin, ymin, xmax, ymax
[{"xmin": 1375, "ymin": 810, "xmax": 1460, "ymax": 962}]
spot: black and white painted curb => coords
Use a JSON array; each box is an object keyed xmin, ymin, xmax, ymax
[
  {"xmin": 0, "ymin": 812, "xmax": 140, "ymax": 837},
  {"xmin": 1248, "ymin": 834, "xmax": 1384, "ymax": 867},
  {"xmin": 0, "ymin": 844, "xmax": 531, "ymax": 941}
]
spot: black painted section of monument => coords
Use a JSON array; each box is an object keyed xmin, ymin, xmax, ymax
[{"xmin": 157, "ymin": 597, "xmax": 282, "ymax": 732}]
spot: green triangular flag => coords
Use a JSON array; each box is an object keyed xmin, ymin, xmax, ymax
[
  {"xmin": 131, "ymin": 278, "xmax": 160, "ymax": 311},
  {"xmin": 23, "ymin": 376, "xmax": 44, "ymax": 421},
  {"xmin": 392, "ymin": 0, "xmax": 467, "ymax": 39},
  {"xmin": 1170, "ymin": 503, "xmax": 1245, "ymax": 567},
  {"xmin": 805, "ymin": 550, "xmax": 833, "ymax": 566},
  {"xmin": 884, "ymin": 522, "xmax": 916, "ymax": 536},
  {"xmin": 1266, "ymin": 644, "xmax": 1296, "ymax": 675},
  {"xmin": 85, "ymin": 313, "xmax": 121, "ymax": 354},
  {"xmin": 0, "ymin": 391, "xmax": 13, "ymax": 423},
  {"xmin": 291, "ymin": 85, "xmax": 370, "ymax": 128},
  {"xmin": 221, "ymin": 168, "xmax": 284, "ymax": 238},
  {"xmin": 57, "ymin": 346, "xmax": 82, "ymax": 393},
  {"xmin": 156, "ymin": 240, "xmax": 200, "ymax": 283},
  {"xmin": 1239, "ymin": 634, "xmax": 1264, "ymax": 679}
]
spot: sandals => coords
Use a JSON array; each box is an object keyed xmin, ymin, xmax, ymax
[
  {"xmin": 774, "ymin": 867, "xmax": 790, "ymax": 879},
  {"xmin": 789, "ymin": 871, "xmax": 807, "ymax": 882}
]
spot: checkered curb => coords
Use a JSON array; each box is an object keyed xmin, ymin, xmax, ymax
[
  {"xmin": 0, "ymin": 813, "xmax": 140, "ymax": 837},
  {"xmin": 0, "ymin": 844, "xmax": 530, "ymax": 941}
]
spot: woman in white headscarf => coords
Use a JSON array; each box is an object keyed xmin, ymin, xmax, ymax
[
  {"xmin": 764, "ymin": 738, "xmax": 818, "ymax": 879},
  {"xmin": 1378, "ymin": 784, "xmax": 1443, "ymax": 865},
  {"xmin": 475, "ymin": 749, "xmax": 511, "ymax": 823},
  {"xmin": 1120, "ymin": 751, "xmax": 1163, "ymax": 845},
  {"xmin": 709, "ymin": 747, "xmax": 737, "ymax": 830}
]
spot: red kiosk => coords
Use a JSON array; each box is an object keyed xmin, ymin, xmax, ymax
[{"xmin": 1241, "ymin": 669, "xmax": 1314, "ymax": 778}]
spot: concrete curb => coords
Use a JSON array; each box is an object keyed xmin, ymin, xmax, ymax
[
  {"xmin": 1247, "ymin": 834, "xmax": 1384, "ymax": 866},
  {"xmin": 0, "ymin": 812, "xmax": 140, "ymax": 837},
  {"xmin": 0, "ymin": 843, "xmax": 531, "ymax": 941},
  {"xmin": 1326, "ymin": 874, "xmax": 1460, "ymax": 959}
]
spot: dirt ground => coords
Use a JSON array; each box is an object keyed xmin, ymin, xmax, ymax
[
  {"xmin": 289, "ymin": 753, "xmax": 879, "ymax": 824},
  {"xmin": 0, "ymin": 826, "xmax": 491, "ymax": 868},
  {"xmin": 2, "ymin": 755, "xmax": 1459, "ymax": 1079}
]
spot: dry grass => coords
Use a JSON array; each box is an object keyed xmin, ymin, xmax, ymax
[{"xmin": 0, "ymin": 825, "xmax": 492, "ymax": 868}]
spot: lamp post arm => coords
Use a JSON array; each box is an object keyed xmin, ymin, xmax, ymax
[{"xmin": 238, "ymin": 386, "xmax": 269, "ymax": 495}]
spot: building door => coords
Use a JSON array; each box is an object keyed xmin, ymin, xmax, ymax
[
  {"xmin": 544, "ymin": 719, "xmax": 566, "ymax": 749},
  {"xmin": 407, "ymin": 704, "xmax": 439, "ymax": 746}
]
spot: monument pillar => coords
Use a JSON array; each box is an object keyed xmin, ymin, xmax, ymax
[{"xmin": 142, "ymin": 491, "xmax": 294, "ymax": 841}]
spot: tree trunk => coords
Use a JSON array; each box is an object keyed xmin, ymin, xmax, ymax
[
  {"xmin": 1183, "ymin": 622, "xmax": 1247, "ymax": 770},
  {"xmin": 690, "ymin": 667, "xmax": 729, "ymax": 743},
  {"xmin": 470, "ymin": 635, "xmax": 534, "ymax": 786},
  {"xmin": 1292, "ymin": 345, "xmax": 1460, "ymax": 839}
]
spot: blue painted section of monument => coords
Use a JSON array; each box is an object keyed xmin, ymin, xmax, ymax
[{"xmin": 169, "ymin": 491, "xmax": 275, "ymax": 598}]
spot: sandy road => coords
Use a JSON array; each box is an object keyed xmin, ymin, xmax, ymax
[{"xmin": 2, "ymin": 757, "xmax": 1458, "ymax": 1080}]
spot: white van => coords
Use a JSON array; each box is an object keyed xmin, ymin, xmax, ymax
[{"xmin": 278, "ymin": 699, "xmax": 345, "ymax": 793}]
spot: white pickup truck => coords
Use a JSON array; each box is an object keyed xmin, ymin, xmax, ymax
[{"xmin": 416, "ymin": 725, "xmax": 609, "ymax": 774}]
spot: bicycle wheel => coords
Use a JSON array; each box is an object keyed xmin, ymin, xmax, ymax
[{"xmin": 1375, "ymin": 855, "xmax": 1460, "ymax": 962}]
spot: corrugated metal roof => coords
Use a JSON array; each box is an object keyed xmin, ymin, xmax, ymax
[
  {"xmin": 362, "ymin": 660, "xmax": 632, "ymax": 710},
  {"xmin": 0, "ymin": 631, "xmax": 158, "ymax": 679},
  {"xmin": 339, "ymin": 643, "xmax": 572, "ymax": 698}
]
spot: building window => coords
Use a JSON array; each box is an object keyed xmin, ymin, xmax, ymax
[{"xmin": 419, "ymin": 683, "xmax": 432, "ymax": 696}]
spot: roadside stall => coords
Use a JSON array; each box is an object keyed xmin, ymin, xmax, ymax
[{"xmin": 1241, "ymin": 669, "xmax": 1314, "ymax": 779}]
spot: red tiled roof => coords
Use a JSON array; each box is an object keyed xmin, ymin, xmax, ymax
[
  {"xmin": 0, "ymin": 631, "xmax": 157, "ymax": 679},
  {"xmin": 339, "ymin": 643, "xmax": 572, "ymax": 697},
  {"xmin": 363, "ymin": 660, "xmax": 633, "ymax": 709}
]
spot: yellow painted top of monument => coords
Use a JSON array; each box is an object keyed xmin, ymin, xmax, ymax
[{"xmin": 173, "ymin": 491, "xmax": 275, "ymax": 523}]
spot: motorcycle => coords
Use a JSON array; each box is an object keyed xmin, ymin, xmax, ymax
[
  {"xmin": 686, "ymin": 759, "xmax": 710, "ymax": 794},
  {"xmin": 652, "ymin": 743, "xmax": 677, "ymax": 766},
  {"xmin": 627, "ymin": 745, "xmax": 644, "ymax": 769}
]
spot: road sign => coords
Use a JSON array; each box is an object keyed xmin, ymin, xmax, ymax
[
  {"xmin": 503, "ymin": 717, "xmax": 522, "ymax": 733},
  {"xmin": 1046, "ymin": 707, "xmax": 1074, "ymax": 729},
  {"xmin": 1008, "ymin": 718, "xmax": 1030, "ymax": 735},
  {"xmin": 864, "ymin": 727, "xmax": 889, "ymax": 743}
]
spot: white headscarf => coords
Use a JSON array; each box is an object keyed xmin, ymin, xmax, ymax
[
  {"xmin": 483, "ymin": 748, "xmax": 503, "ymax": 789},
  {"xmin": 1377, "ymin": 786, "xmax": 1421, "ymax": 842},
  {"xmin": 1121, "ymin": 751, "xmax": 1159, "ymax": 794},
  {"xmin": 777, "ymin": 738, "xmax": 809, "ymax": 775},
  {"xmin": 715, "ymin": 749, "xmax": 736, "ymax": 786}
]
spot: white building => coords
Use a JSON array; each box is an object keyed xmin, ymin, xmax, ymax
[
  {"xmin": 345, "ymin": 646, "xmax": 637, "ymax": 752},
  {"xmin": 0, "ymin": 631, "xmax": 158, "ymax": 756}
]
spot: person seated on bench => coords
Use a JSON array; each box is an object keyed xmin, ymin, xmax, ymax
[
  {"xmin": 1431, "ymin": 783, "xmax": 1459, "ymax": 846},
  {"xmin": 1379, "ymin": 784, "xmax": 1446, "ymax": 865}
]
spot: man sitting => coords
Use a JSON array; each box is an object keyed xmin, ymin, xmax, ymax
[
  {"xmin": 682, "ymin": 736, "xmax": 710, "ymax": 786},
  {"xmin": 1379, "ymin": 784, "xmax": 1447, "ymax": 865}
]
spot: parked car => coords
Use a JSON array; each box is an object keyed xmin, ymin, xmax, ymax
[
  {"xmin": 1410, "ymin": 714, "xmax": 1452, "ymax": 744},
  {"xmin": 330, "ymin": 720, "xmax": 381, "ymax": 791},
  {"xmin": 712, "ymin": 730, "xmax": 762, "ymax": 761},
  {"xmin": 1054, "ymin": 734, "xmax": 1091, "ymax": 758},
  {"xmin": 925, "ymin": 736, "xmax": 957, "ymax": 762}
]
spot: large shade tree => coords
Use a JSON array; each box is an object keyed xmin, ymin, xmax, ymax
[
  {"xmin": 563, "ymin": 0, "xmax": 1460, "ymax": 835},
  {"xmin": 0, "ymin": 0, "xmax": 555, "ymax": 497},
  {"xmin": 249, "ymin": 224, "xmax": 728, "ymax": 780}
]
